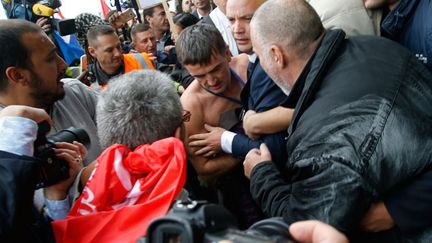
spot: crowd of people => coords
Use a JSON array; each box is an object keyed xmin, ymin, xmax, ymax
[{"xmin": 0, "ymin": 0, "xmax": 431, "ymax": 242}]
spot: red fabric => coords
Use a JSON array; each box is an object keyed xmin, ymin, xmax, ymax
[
  {"xmin": 100, "ymin": 0, "xmax": 111, "ymax": 18},
  {"xmin": 52, "ymin": 137, "xmax": 186, "ymax": 243}
]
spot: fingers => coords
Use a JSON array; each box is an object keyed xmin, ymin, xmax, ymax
[
  {"xmin": 54, "ymin": 142, "xmax": 85, "ymax": 164},
  {"xmin": 259, "ymin": 143, "xmax": 271, "ymax": 159},
  {"xmin": 189, "ymin": 133, "xmax": 208, "ymax": 141},
  {"xmin": 194, "ymin": 146, "xmax": 214, "ymax": 156},
  {"xmin": 289, "ymin": 220, "xmax": 349, "ymax": 243},
  {"xmin": 0, "ymin": 105, "xmax": 52, "ymax": 125},
  {"xmin": 73, "ymin": 141, "xmax": 88, "ymax": 160},
  {"xmin": 203, "ymin": 123, "xmax": 215, "ymax": 131}
]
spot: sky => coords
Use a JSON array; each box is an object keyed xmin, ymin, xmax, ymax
[{"xmin": 0, "ymin": 0, "xmax": 175, "ymax": 20}]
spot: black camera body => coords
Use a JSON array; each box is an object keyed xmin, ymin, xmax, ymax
[
  {"xmin": 33, "ymin": 121, "xmax": 90, "ymax": 188},
  {"xmin": 145, "ymin": 200, "xmax": 294, "ymax": 243}
]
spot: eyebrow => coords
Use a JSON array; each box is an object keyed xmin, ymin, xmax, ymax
[{"xmin": 194, "ymin": 63, "xmax": 222, "ymax": 78}]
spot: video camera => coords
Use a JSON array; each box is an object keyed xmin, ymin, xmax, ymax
[
  {"xmin": 33, "ymin": 121, "xmax": 90, "ymax": 189},
  {"xmin": 145, "ymin": 200, "xmax": 294, "ymax": 243}
]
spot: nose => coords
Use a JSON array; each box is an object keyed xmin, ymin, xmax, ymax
[
  {"xmin": 230, "ymin": 20, "xmax": 244, "ymax": 34},
  {"xmin": 206, "ymin": 75, "xmax": 218, "ymax": 86},
  {"xmin": 113, "ymin": 46, "xmax": 122, "ymax": 57}
]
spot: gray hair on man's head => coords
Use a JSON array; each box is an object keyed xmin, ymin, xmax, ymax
[
  {"xmin": 251, "ymin": 0, "xmax": 324, "ymax": 58},
  {"xmin": 96, "ymin": 70, "xmax": 183, "ymax": 149}
]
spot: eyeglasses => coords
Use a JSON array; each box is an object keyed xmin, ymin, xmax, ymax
[{"xmin": 182, "ymin": 110, "xmax": 191, "ymax": 122}]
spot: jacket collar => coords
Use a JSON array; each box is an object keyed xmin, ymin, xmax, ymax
[
  {"xmin": 381, "ymin": 0, "xmax": 421, "ymax": 39},
  {"xmin": 287, "ymin": 29, "xmax": 346, "ymax": 136}
]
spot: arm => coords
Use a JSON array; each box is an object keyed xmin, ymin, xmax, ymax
[
  {"xmin": 182, "ymin": 98, "xmax": 241, "ymax": 183},
  {"xmin": 243, "ymin": 107, "xmax": 293, "ymax": 140},
  {"xmin": 244, "ymin": 145, "xmax": 371, "ymax": 233}
]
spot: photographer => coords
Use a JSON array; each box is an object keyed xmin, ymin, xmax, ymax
[{"xmin": 0, "ymin": 105, "xmax": 83, "ymax": 242}]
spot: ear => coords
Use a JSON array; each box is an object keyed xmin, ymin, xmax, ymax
[
  {"xmin": 145, "ymin": 15, "xmax": 152, "ymax": 24},
  {"xmin": 5, "ymin": 66, "xmax": 30, "ymax": 86},
  {"xmin": 88, "ymin": 46, "xmax": 97, "ymax": 59},
  {"xmin": 269, "ymin": 44, "xmax": 286, "ymax": 68}
]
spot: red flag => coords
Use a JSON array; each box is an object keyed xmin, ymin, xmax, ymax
[
  {"xmin": 52, "ymin": 137, "xmax": 187, "ymax": 243},
  {"xmin": 100, "ymin": 0, "xmax": 111, "ymax": 18}
]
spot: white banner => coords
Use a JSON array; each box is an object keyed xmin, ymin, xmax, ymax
[{"xmin": 138, "ymin": 0, "xmax": 166, "ymax": 9}]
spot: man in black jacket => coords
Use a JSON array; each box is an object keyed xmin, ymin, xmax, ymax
[{"xmin": 244, "ymin": 0, "xmax": 432, "ymax": 241}]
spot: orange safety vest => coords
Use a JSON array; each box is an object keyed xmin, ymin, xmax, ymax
[
  {"xmin": 124, "ymin": 52, "xmax": 155, "ymax": 72},
  {"xmin": 90, "ymin": 52, "xmax": 155, "ymax": 91}
]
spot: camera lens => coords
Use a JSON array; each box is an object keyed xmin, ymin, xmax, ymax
[{"xmin": 48, "ymin": 127, "xmax": 91, "ymax": 149}]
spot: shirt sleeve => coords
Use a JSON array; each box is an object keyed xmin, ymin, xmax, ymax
[
  {"xmin": 44, "ymin": 196, "xmax": 70, "ymax": 220},
  {"xmin": 0, "ymin": 116, "xmax": 38, "ymax": 156},
  {"xmin": 221, "ymin": 130, "xmax": 236, "ymax": 154}
]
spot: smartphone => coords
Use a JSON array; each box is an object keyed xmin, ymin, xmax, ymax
[{"xmin": 116, "ymin": 8, "xmax": 136, "ymax": 25}]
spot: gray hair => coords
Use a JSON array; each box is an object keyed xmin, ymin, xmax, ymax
[
  {"xmin": 176, "ymin": 24, "xmax": 227, "ymax": 66},
  {"xmin": 96, "ymin": 70, "xmax": 183, "ymax": 149},
  {"xmin": 251, "ymin": 0, "xmax": 324, "ymax": 59}
]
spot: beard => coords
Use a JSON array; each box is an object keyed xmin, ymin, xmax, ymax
[{"xmin": 28, "ymin": 69, "xmax": 65, "ymax": 108}]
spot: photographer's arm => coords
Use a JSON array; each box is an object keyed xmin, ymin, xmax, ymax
[{"xmin": 0, "ymin": 106, "xmax": 51, "ymax": 238}]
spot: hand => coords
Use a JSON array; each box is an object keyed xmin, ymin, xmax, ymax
[
  {"xmin": 108, "ymin": 11, "xmax": 125, "ymax": 29},
  {"xmin": 243, "ymin": 143, "xmax": 272, "ymax": 178},
  {"xmin": 243, "ymin": 110, "xmax": 260, "ymax": 140},
  {"xmin": 189, "ymin": 124, "xmax": 225, "ymax": 157},
  {"xmin": 164, "ymin": 45, "xmax": 175, "ymax": 53},
  {"xmin": 43, "ymin": 142, "xmax": 86, "ymax": 200},
  {"xmin": 35, "ymin": 17, "xmax": 51, "ymax": 33},
  {"xmin": 0, "ymin": 105, "xmax": 52, "ymax": 125},
  {"xmin": 289, "ymin": 220, "xmax": 349, "ymax": 243},
  {"xmin": 360, "ymin": 201, "xmax": 395, "ymax": 232},
  {"xmin": 147, "ymin": 52, "xmax": 158, "ymax": 62}
]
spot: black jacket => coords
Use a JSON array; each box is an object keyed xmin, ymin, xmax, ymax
[
  {"xmin": 0, "ymin": 151, "xmax": 54, "ymax": 242},
  {"xmin": 249, "ymin": 30, "xmax": 432, "ymax": 241}
]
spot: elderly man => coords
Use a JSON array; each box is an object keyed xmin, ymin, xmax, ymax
[
  {"xmin": 244, "ymin": 0, "xmax": 432, "ymax": 241},
  {"xmin": 53, "ymin": 70, "xmax": 187, "ymax": 242}
]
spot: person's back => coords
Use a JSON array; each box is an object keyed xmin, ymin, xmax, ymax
[{"xmin": 247, "ymin": 0, "xmax": 432, "ymax": 241}]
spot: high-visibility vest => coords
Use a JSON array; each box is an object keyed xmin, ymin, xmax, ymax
[
  {"xmin": 124, "ymin": 52, "xmax": 155, "ymax": 72},
  {"xmin": 90, "ymin": 52, "xmax": 155, "ymax": 91}
]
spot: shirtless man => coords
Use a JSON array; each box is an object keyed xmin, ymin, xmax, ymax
[
  {"xmin": 176, "ymin": 24, "xmax": 261, "ymax": 228},
  {"xmin": 177, "ymin": 24, "xmax": 247, "ymax": 183}
]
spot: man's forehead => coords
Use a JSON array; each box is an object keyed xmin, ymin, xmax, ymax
[
  {"xmin": 95, "ymin": 34, "xmax": 120, "ymax": 46},
  {"xmin": 226, "ymin": 0, "xmax": 260, "ymax": 17},
  {"xmin": 21, "ymin": 31, "xmax": 55, "ymax": 52}
]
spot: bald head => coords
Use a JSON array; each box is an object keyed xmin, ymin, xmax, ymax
[
  {"xmin": 251, "ymin": 0, "xmax": 324, "ymax": 57},
  {"xmin": 250, "ymin": 0, "xmax": 324, "ymax": 93}
]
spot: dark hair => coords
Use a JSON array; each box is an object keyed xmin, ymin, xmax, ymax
[
  {"xmin": 86, "ymin": 24, "xmax": 116, "ymax": 47},
  {"xmin": 130, "ymin": 23, "xmax": 152, "ymax": 40},
  {"xmin": 0, "ymin": 19, "xmax": 41, "ymax": 92},
  {"xmin": 176, "ymin": 24, "xmax": 227, "ymax": 66},
  {"xmin": 175, "ymin": 0, "xmax": 183, "ymax": 13},
  {"xmin": 143, "ymin": 4, "xmax": 163, "ymax": 18},
  {"xmin": 173, "ymin": 13, "xmax": 199, "ymax": 29}
]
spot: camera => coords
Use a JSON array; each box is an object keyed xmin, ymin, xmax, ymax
[
  {"xmin": 33, "ymin": 121, "xmax": 90, "ymax": 189},
  {"xmin": 145, "ymin": 200, "xmax": 294, "ymax": 243}
]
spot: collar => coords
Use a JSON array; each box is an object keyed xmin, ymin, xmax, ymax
[{"xmin": 89, "ymin": 60, "xmax": 125, "ymax": 85}]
